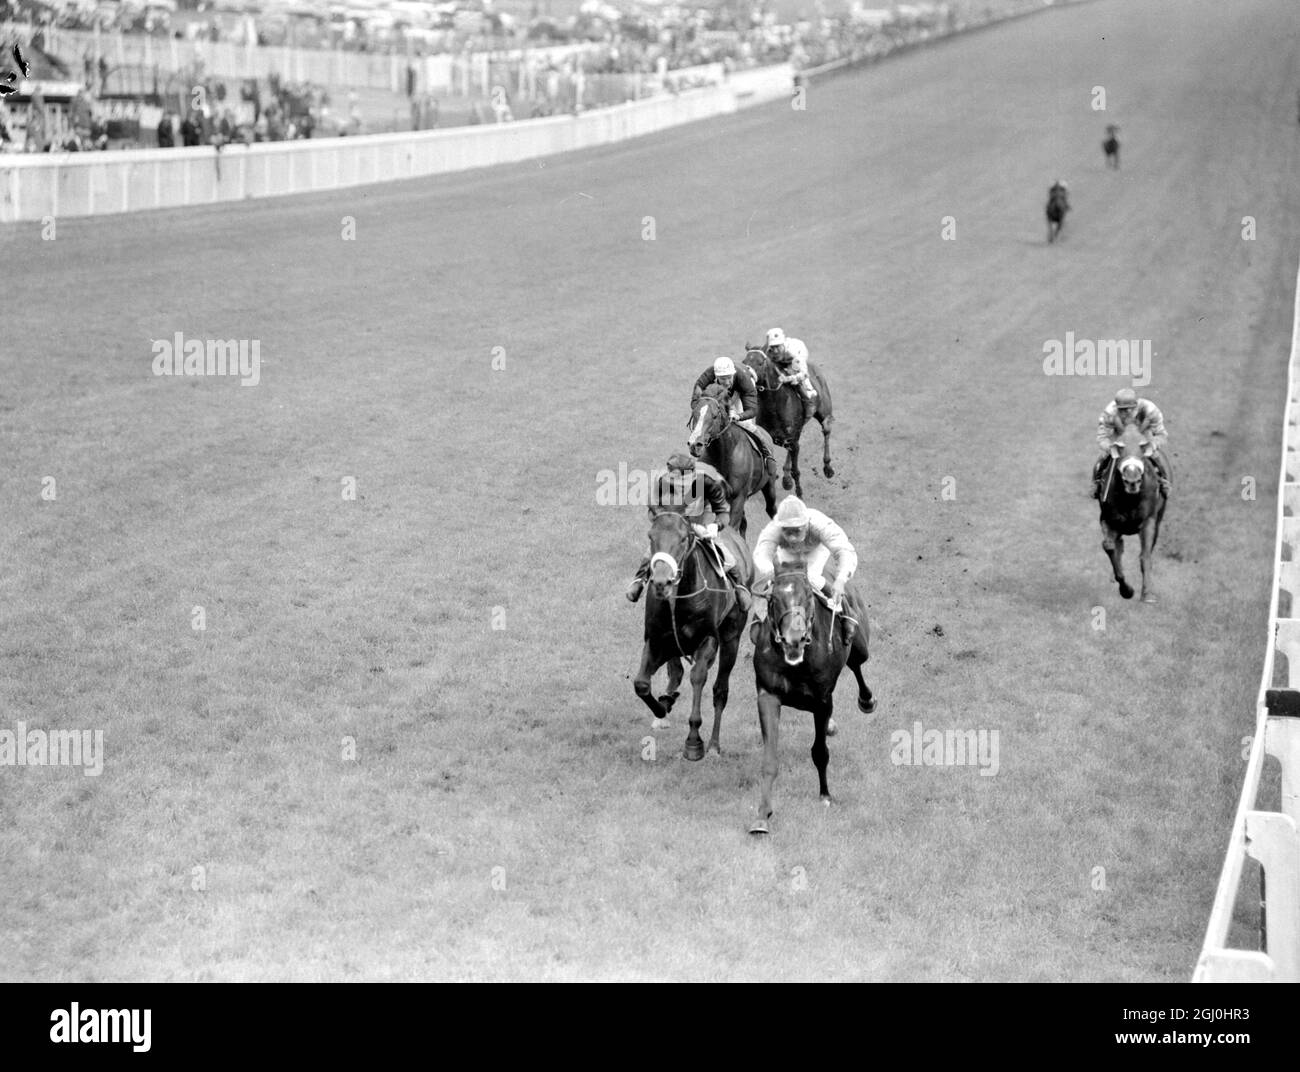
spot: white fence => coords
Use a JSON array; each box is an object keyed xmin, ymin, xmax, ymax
[
  {"xmin": 1194, "ymin": 255, "xmax": 1300, "ymax": 982},
  {"xmin": 0, "ymin": 67, "xmax": 792, "ymax": 222}
]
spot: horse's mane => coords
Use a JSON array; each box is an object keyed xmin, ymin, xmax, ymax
[{"xmin": 702, "ymin": 382, "xmax": 730, "ymax": 400}]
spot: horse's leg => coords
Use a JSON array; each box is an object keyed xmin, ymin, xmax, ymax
[
  {"xmin": 707, "ymin": 627, "xmax": 740, "ymax": 757},
  {"xmin": 1139, "ymin": 515, "xmax": 1158, "ymax": 604},
  {"xmin": 789, "ymin": 435, "xmax": 804, "ymax": 499},
  {"xmin": 683, "ymin": 635, "xmax": 717, "ymax": 761},
  {"xmin": 1101, "ymin": 520, "xmax": 1133, "ymax": 599},
  {"xmin": 781, "ymin": 447, "xmax": 794, "ymax": 491},
  {"xmin": 751, "ymin": 689, "xmax": 782, "ymax": 833},
  {"xmin": 657, "ymin": 656, "xmax": 684, "ymax": 720},
  {"xmin": 633, "ymin": 643, "xmax": 671, "ymax": 721},
  {"xmin": 848, "ymin": 630, "xmax": 875, "ymax": 713},
  {"xmin": 812, "ymin": 705, "xmax": 832, "ymax": 805},
  {"xmin": 819, "ymin": 412, "xmax": 834, "ymax": 479}
]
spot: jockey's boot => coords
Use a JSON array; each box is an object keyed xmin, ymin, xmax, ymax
[
  {"xmin": 724, "ymin": 562, "xmax": 752, "ymax": 614},
  {"xmin": 626, "ymin": 558, "xmax": 650, "ymax": 602},
  {"xmin": 839, "ymin": 610, "xmax": 857, "ymax": 648},
  {"xmin": 759, "ymin": 441, "xmax": 780, "ymax": 486},
  {"xmin": 749, "ymin": 597, "xmax": 767, "ymax": 644},
  {"xmin": 1151, "ymin": 455, "xmax": 1172, "ymax": 499}
]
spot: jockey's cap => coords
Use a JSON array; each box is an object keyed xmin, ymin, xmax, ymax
[
  {"xmin": 667, "ymin": 451, "xmax": 695, "ymax": 472},
  {"xmin": 776, "ymin": 496, "xmax": 809, "ymax": 528},
  {"xmin": 1114, "ymin": 387, "xmax": 1138, "ymax": 409},
  {"xmin": 766, "ymin": 327, "xmax": 786, "ymax": 349},
  {"xmin": 713, "ymin": 356, "xmax": 736, "ymax": 378}
]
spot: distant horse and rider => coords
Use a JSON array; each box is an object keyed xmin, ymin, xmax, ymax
[
  {"xmin": 742, "ymin": 327, "xmax": 835, "ymax": 499},
  {"xmin": 1046, "ymin": 180, "xmax": 1070, "ymax": 243},
  {"xmin": 1092, "ymin": 388, "xmax": 1171, "ymax": 604},
  {"xmin": 1103, "ymin": 124, "xmax": 1120, "ymax": 169}
]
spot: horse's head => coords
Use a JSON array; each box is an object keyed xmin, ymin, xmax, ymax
[
  {"xmin": 1114, "ymin": 422, "xmax": 1151, "ymax": 495},
  {"xmin": 743, "ymin": 348, "xmax": 779, "ymax": 393},
  {"xmin": 687, "ymin": 384, "xmax": 730, "ymax": 458},
  {"xmin": 766, "ymin": 569, "xmax": 818, "ymax": 666},
  {"xmin": 645, "ymin": 509, "xmax": 695, "ymax": 599}
]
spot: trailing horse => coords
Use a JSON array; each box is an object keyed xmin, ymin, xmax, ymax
[
  {"xmin": 687, "ymin": 383, "xmax": 777, "ymax": 538},
  {"xmin": 1046, "ymin": 186, "xmax": 1069, "ymax": 243},
  {"xmin": 1098, "ymin": 422, "xmax": 1168, "ymax": 603},
  {"xmin": 749, "ymin": 568, "xmax": 875, "ymax": 835},
  {"xmin": 742, "ymin": 348, "xmax": 835, "ymax": 499},
  {"xmin": 632, "ymin": 509, "xmax": 753, "ymax": 760}
]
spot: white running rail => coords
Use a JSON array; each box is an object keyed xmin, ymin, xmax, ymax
[{"xmin": 1193, "ymin": 254, "xmax": 1300, "ymax": 982}]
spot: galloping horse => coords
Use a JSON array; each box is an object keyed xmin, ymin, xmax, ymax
[
  {"xmin": 632, "ymin": 509, "xmax": 753, "ymax": 760},
  {"xmin": 1103, "ymin": 125, "xmax": 1120, "ymax": 169},
  {"xmin": 749, "ymin": 567, "xmax": 875, "ymax": 835},
  {"xmin": 742, "ymin": 348, "xmax": 835, "ymax": 500},
  {"xmin": 1046, "ymin": 185, "xmax": 1069, "ymax": 243},
  {"xmin": 687, "ymin": 383, "xmax": 776, "ymax": 537},
  {"xmin": 1098, "ymin": 422, "xmax": 1168, "ymax": 603}
]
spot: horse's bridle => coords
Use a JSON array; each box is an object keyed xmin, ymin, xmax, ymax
[{"xmin": 689, "ymin": 392, "xmax": 729, "ymax": 450}]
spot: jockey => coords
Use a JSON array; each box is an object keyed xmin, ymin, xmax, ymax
[
  {"xmin": 626, "ymin": 451, "xmax": 751, "ymax": 612},
  {"xmin": 1092, "ymin": 387, "xmax": 1171, "ymax": 499},
  {"xmin": 1049, "ymin": 180, "xmax": 1070, "ymax": 211},
  {"xmin": 750, "ymin": 495, "xmax": 858, "ymax": 647},
  {"xmin": 692, "ymin": 355, "xmax": 779, "ymax": 480},
  {"xmin": 764, "ymin": 328, "xmax": 818, "ymax": 423}
]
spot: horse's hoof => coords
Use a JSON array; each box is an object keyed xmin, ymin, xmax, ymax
[
  {"xmin": 824, "ymin": 465, "xmax": 834, "ymax": 478},
  {"xmin": 821, "ymin": 794, "xmax": 833, "ymax": 807},
  {"xmin": 657, "ymin": 693, "xmax": 677, "ymax": 712},
  {"xmin": 749, "ymin": 819, "xmax": 770, "ymax": 836},
  {"xmin": 858, "ymin": 696, "xmax": 877, "ymax": 714},
  {"xmin": 651, "ymin": 717, "xmax": 670, "ymax": 731},
  {"xmin": 683, "ymin": 741, "xmax": 704, "ymax": 762},
  {"xmin": 706, "ymin": 744, "xmax": 721, "ymax": 759},
  {"xmin": 1142, "ymin": 593, "xmax": 1158, "ymax": 604},
  {"xmin": 1119, "ymin": 584, "xmax": 1134, "ymax": 600},
  {"xmin": 826, "ymin": 718, "xmax": 838, "ymax": 737},
  {"xmin": 782, "ymin": 475, "xmax": 793, "ymax": 490}
]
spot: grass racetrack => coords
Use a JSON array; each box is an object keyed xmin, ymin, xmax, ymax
[{"xmin": 3, "ymin": 0, "xmax": 1300, "ymax": 981}]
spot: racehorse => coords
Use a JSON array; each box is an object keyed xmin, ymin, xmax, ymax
[
  {"xmin": 632, "ymin": 509, "xmax": 753, "ymax": 760},
  {"xmin": 749, "ymin": 567, "xmax": 875, "ymax": 835},
  {"xmin": 1103, "ymin": 125, "xmax": 1120, "ymax": 169},
  {"xmin": 741, "ymin": 348, "xmax": 835, "ymax": 500},
  {"xmin": 1098, "ymin": 422, "xmax": 1168, "ymax": 604},
  {"xmin": 1046, "ymin": 186, "xmax": 1069, "ymax": 243},
  {"xmin": 687, "ymin": 383, "xmax": 777, "ymax": 538}
]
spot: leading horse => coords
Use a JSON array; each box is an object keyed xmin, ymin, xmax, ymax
[
  {"xmin": 687, "ymin": 383, "xmax": 777, "ymax": 538},
  {"xmin": 742, "ymin": 348, "xmax": 835, "ymax": 500},
  {"xmin": 749, "ymin": 567, "xmax": 875, "ymax": 835},
  {"xmin": 632, "ymin": 509, "xmax": 753, "ymax": 760},
  {"xmin": 1098, "ymin": 422, "xmax": 1168, "ymax": 603}
]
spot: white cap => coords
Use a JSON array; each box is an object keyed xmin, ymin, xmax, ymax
[
  {"xmin": 776, "ymin": 496, "xmax": 809, "ymax": 527},
  {"xmin": 713, "ymin": 356, "xmax": 736, "ymax": 377},
  {"xmin": 766, "ymin": 327, "xmax": 786, "ymax": 348}
]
